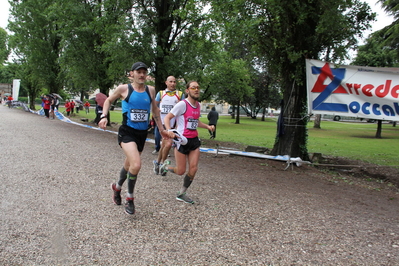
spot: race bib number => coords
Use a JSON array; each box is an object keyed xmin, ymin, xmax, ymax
[
  {"xmin": 187, "ymin": 118, "xmax": 198, "ymax": 130},
  {"xmin": 161, "ymin": 104, "xmax": 173, "ymax": 114},
  {"xmin": 130, "ymin": 109, "xmax": 148, "ymax": 122}
]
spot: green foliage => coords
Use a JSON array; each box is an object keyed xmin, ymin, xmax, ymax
[
  {"xmin": 202, "ymin": 54, "xmax": 253, "ymax": 106},
  {"xmin": 229, "ymin": 0, "xmax": 376, "ymax": 158},
  {"xmin": 370, "ymin": 0, "xmax": 399, "ymax": 61},
  {"xmin": 245, "ymin": 70, "xmax": 282, "ymax": 118},
  {"xmin": 57, "ymin": 0, "xmax": 135, "ymax": 94},
  {"xmin": 0, "ymin": 63, "xmax": 17, "ymax": 84},
  {"xmin": 352, "ymin": 32, "xmax": 399, "ymax": 67},
  {"xmin": 132, "ymin": 0, "xmax": 220, "ymax": 91},
  {"xmin": 0, "ymin": 27, "xmax": 9, "ymax": 64},
  {"xmin": 8, "ymin": 0, "xmax": 63, "ymax": 95}
]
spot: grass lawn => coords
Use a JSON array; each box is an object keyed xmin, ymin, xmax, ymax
[
  {"xmin": 53, "ymin": 106, "xmax": 399, "ymax": 167},
  {"xmin": 196, "ymin": 115, "xmax": 399, "ymax": 167}
]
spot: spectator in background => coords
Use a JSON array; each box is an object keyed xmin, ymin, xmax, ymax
[
  {"xmin": 41, "ymin": 95, "xmax": 51, "ymax": 118},
  {"xmin": 207, "ymin": 106, "xmax": 219, "ymax": 139},
  {"xmin": 75, "ymin": 101, "xmax": 80, "ymax": 113},
  {"xmin": 70, "ymin": 100, "xmax": 75, "ymax": 116},
  {"xmin": 54, "ymin": 96, "xmax": 60, "ymax": 110},
  {"xmin": 65, "ymin": 100, "xmax": 71, "ymax": 117},
  {"xmin": 84, "ymin": 101, "xmax": 90, "ymax": 114},
  {"xmin": 7, "ymin": 95, "xmax": 13, "ymax": 108},
  {"xmin": 50, "ymin": 96, "xmax": 56, "ymax": 119}
]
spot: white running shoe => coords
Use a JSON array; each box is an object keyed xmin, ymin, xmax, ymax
[{"xmin": 170, "ymin": 130, "xmax": 187, "ymax": 145}]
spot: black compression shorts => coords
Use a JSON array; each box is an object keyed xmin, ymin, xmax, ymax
[
  {"xmin": 177, "ymin": 136, "xmax": 201, "ymax": 155},
  {"xmin": 118, "ymin": 125, "xmax": 148, "ymax": 152}
]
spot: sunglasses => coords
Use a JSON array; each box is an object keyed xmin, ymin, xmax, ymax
[{"xmin": 188, "ymin": 86, "xmax": 200, "ymax": 91}]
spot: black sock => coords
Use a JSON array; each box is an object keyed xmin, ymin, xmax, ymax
[
  {"xmin": 117, "ymin": 167, "xmax": 128, "ymax": 187},
  {"xmin": 180, "ymin": 174, "xmax": 193, "ymax": 194},
  {"xmin": 127, "ymin": 172, "xmax": 137, "ymax": 195}
]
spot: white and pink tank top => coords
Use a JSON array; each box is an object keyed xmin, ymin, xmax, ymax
[{"xmin": 170, "ymin": 99, "xmax": 200, "ymax": 139}]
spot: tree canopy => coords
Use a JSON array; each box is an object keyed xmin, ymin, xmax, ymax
[
  {"xmin": 0, "ymin": 28, "xmax": 9, "ymax": 65},
  {"xmin": 245, "ymin": 0, "xmax": 374, "ymax": 158}
]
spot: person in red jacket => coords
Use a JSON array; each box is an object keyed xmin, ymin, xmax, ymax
[
  {"xmin": 65, "ymin": 100, "xmax": 71, "ymax": 117},
  {"xmin": 70, "ymin": 100, "xmax": 75, "ymax": 116},
  {"xmin": 7, "ymin": 95, "xmax": 13, "ymax": 108},
  {"xmin": 41, "ymin": 95, "xmax": 51, "ymax": 118}
]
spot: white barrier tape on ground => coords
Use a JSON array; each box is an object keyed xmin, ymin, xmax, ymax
[
  {"xmin": 199, "ymin": 148, "xmax": 229, "ymax": 155},
  {"xmin": 217, "ymin": 149, "xmax": 310, "ymax": 166},
  {"xmin": 26, "ymin": 103, "xmax": 155, "ymax": 141},
  {"xmin": 25, "ymin": 103, "xmax": 308, "ymax": 165},
  {"xmin": 54, "ymin": 110, "xmax": 118, "ymax": 134}
]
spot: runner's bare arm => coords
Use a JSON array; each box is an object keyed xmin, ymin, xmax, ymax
[
  {"xmin": 98, "ymin": 85, "xmax": 127, "ymax": 130},
  {"xmin": 163, "ymin": 112, "xmax": 177, "ymax": 138},
  {"xmin": 149, "ymin": 86, "xmax": 168, "ymax": 138},
  {"xmin": 198, "ymin": 121, "xmax": 215, "ymax": 132}
]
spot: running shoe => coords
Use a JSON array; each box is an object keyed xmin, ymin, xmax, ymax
[
  {"xmin": 152, "ymin": 150, "xmax": 159, "ymax": 155},
  {"xmin": 170, "ymin": 130, "xmax": 188, "ymax": 145},
  {"xmin": 110, "ymin": 183, "xmax": 121, "ymax": 205},
  {"xmin": 125, "ymin": 198, "xmax": 135, "ymax": 215},
  {"xmin": 160, "ymin": 160, "xmax": 170, "ymax": 176},
  {"xmin": 176, "ymin": 192, "xmax": 194, "ymax": 204},
  {"xmin": 153, "ymin": 160, "xmax": 159, "ymax": 175}
]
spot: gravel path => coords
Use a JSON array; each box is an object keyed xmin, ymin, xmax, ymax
[{"xmin": 1, "ymin": 106, "xmax": 399, "ymax": 265}]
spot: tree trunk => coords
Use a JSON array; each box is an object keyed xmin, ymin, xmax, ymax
[
  {"xmin": 375, "ymin": 120, "xmax": 382, "ymax": 138},
  {"xmin": 271, "ymin": 75, "xmax": 309, "ymax": 160},
  {"xmin": 29, "ymin": 94, "xmax": 36, "ymax": 110},
  {"xmin": 152, "ymin": 0, "xmax": 174, "ymax": 93},
  {"xmin": 235, "ymin": 102, "xmax": 240, "ymax": 124},
  {"xmin": 313, "ymin": 114, "xmax": 321, "ymax": 129},
  {"xmin": 261, "ymin": 108, "xmax": 266, "ymax": 121},
  {"xmin": 230, "ymin": 105, "xmax": 235, "ymax": 119}
]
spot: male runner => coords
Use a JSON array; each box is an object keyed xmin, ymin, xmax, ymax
[
  {"xmin": 153, "ymin": 76, "xmax": 184, "ymax": 176},
  {"xmin": 160, "ymin": 81, "xmax": 214, "ymax": 204},
  {"xmin": 99, "ymin": 62, "xmax": 167, "ymax": 215}
]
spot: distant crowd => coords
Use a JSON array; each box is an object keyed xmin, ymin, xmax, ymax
[{"xmin": 39, "ymin": 94, "xmax": 92, "ymax": 119}]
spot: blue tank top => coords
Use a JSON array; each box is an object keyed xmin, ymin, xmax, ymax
[{"xmin": 122, "ymin": 84, "xmax": 152, "ymax": 130}]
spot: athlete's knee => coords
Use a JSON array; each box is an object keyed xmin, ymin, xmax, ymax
[
  {"xmin": 175, "ymin": 166, "xmax": 186, "ymax": 176},
  {"xmin": 165, "ymin": 140, "xmax": 173, "ymax": 148},
  {"xmin": 188, "ymin": 165, "xmax": 198, "ymax": 175},
  {"xmin": 128, "ymin": 161, "xmax": 141, "ymax": 173}
]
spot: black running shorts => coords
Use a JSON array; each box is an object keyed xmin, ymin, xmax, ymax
[
  {"xmin": 177, "ymin": 136, "xmax": 201, "ymax": 155},
  {"xmin": 118, "ymin": 125, "xmax": 148, "ymax": 152}
]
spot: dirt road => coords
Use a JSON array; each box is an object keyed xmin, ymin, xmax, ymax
[{"xmin": 1, "ymin": 106, "xmax": 398, "ymax": 265}]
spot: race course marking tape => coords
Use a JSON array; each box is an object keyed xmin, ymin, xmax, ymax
[{"xmin": 27, "ymin": 106, "xmax": 306, "ymax": 163}]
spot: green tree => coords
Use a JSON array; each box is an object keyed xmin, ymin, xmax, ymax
[
  {"xmin": 57, "ymin": 0, "xmax": 219, "ymax": 96},
  {"xmin": 245, "ymin": 0, "xmax": 374, "ymax": 159},
  {"xmin": 352, "ymin": 21, "xmax": 399, "ymax": 138},
  {"xmin": 0, "ymin": 64, "xmax": 16, "ymax": 84},
  {"xmin": 8, "ymin": 0, "xmax": 63, "ymax": 95},
  {"xmin": 202, "ymin": 54, "xmax": 253, "ymax": 124},
  {"xmin": 210, "ymin": 0, "xmax": 263, "ymax": 121},
  {"xmin": 57, "ymin": 0, "xmax": 135, "ymax": 95},
  {"xmin": 379, "ymin": 0, "xmax": 399, "ymax": 50},
  {"xmin": 353, "ymin": 33, "xmax": 399, "ymax": 67},
  {"xmin": 0, "ymin": 28, "xmax": 9, "ymax": 65},
  {"xmin": 246, "ymin": 70, "xmax": 281, "ymax": 120},
  {"xmin": 130, "ymin": 0, "xmax": 219, "ymax": 91}
]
